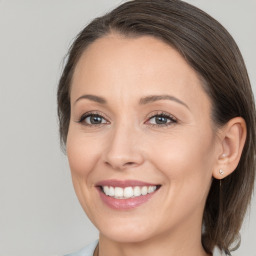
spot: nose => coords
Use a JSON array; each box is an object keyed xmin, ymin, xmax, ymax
[{"xmin": 103, "ymin": 123, "xmax": 144, "ymax": 171}]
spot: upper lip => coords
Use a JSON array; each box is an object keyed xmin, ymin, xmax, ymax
[{"xmin": 95, "ymin": 179, "xmax": 159, "ymax": 188}]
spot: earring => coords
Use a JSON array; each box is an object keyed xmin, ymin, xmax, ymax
[
  {"xmin": 219, "ymin": 169, "xmax": 224, "ymax": 175},
  {"xmin": 221, "ymin": 153, "xmax": 227, "ymax": 158}
]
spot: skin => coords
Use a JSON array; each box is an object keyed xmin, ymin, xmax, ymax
[{"xmin": 66, "ymin": 34, "xmax": 246, "ymax": 256}]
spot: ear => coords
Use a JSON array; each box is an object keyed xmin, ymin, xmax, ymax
[{"xmin": 212, "ymin": 117, "xmax": 247, "ymax": 180}]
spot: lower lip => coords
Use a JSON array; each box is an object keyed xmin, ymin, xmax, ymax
[{"xmin": 97, "ymin": 187, "xmax": 158, "ymax": 210}]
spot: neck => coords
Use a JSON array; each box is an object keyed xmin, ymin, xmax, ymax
[{"xmin": 97, "ymin": 223, "xmax": 210, "ymax": 256}]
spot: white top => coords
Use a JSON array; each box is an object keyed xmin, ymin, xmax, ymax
[
  {"xmin": 64, "ymin": 240, "xmax": 224, "ymax": 256},
  {"xmin": 64, "ymin": 240, "xmax": 98, "ymax": 256}
]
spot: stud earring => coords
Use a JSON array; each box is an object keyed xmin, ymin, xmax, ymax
[{"xmin": 219, "ymin": 169, "xmax": 224, "ymax": 175}]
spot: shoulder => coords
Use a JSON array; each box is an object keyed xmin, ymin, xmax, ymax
[
  {"xmin": 213, "ymin": 247, "xmax": 228, "ymax": 256},
  {"xmin": 64, "ymin": 242, "xmax": 226, "ymax": 256},
  {"xmin": 64, "ymin": 240, "xmax": 98, "ymax": 256}
]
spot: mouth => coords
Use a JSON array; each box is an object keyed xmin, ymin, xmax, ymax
[
  {"xmin": 96, "ymin": 180, "xmax": 161, "ymax": 210},
  {"xmin": 100, "ymin": 185, "xmax": 160, "ymax": 199}
]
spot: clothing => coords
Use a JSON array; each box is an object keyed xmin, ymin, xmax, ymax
[
  {"xmin": 65, "ymin": 240, "xmax": 225, "ymax": 256},
  {"xmin": 64, "ymin": 240, "xmax": 98, "ymax": 256}
]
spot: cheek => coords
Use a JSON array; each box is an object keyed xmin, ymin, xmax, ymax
[
  {"xmin": 66, "ymin": 129, "xmax": 101, "ymax": 178},
  {"xmin": 148, "ymin": 130, "xmax": 215, "ymax": 188},
  {"xmin": 66, "ymin": 129, "xmax": 103, "ymax": 220},
  {"xmin": 149, "ymin": 133, "xmax": 214, "ymax": 220}
]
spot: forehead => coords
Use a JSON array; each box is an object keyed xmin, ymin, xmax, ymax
[
  {"xmin": 73, "ymin": 34, "xmax": 198, "ymax": 85},
  {"xmin": 71, "ymin": 34, "xmax": 211, "ymax": 116}
]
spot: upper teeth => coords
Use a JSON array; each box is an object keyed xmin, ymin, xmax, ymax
[{"xmin": 102, "ymin": 186, "xmax": 157, "ymax": 199}]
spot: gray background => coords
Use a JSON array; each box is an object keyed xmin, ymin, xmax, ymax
[{"xmin": 0, "ymin": 0, "xmax": 255, "ymax": 255}]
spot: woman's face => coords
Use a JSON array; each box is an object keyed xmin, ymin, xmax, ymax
[{"xmin": 67, "ymin": 34, "xmax": 220, "ymax": 243}]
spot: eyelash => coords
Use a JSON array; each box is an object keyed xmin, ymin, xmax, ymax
[
  {"xmin": 77, "ymin": 111, "xmax": 109, "ymax": 127},
  {"xmin": 77, "ymin": 111, "xmax": 177, "ymax": 128},
  {"xmin": 145, "ymin": 111, "xmax": 177, "ymax": 127}
]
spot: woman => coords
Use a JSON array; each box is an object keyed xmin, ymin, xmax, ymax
[{"xmin": 57, "ymin": 0, "xmax": 256, "ymax": 255}]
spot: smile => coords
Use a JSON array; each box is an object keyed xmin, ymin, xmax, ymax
[
  {"xmin": 102, "ymin": 185, "xmax": 158, "ymax": 199},
  {"xmin": 96, "ymin": 180, "xmax": 161, "ymax": 210}
]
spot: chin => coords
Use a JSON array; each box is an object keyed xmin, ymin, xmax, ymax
[{"xmin": 97, "ymin": 219, "xmax": 157, "ymax": 243}]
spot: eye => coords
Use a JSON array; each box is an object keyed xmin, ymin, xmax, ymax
[
  {"xmin": 150, "ymin": 116, "xmax": 170, "ymax": 125},
  {"xmin": 85, "ymin": 115, "xmax": 107, "ymax": 125},
  {"xmin": 146, "ymin": 112, "xmax": 177, "ymax": 127},
  {"xmin": 78, "ymin": 112, "xmax": 109, "ymax": 126}
]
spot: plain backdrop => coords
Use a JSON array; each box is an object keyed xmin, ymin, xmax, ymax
[{"xmin": 0, "ymin": 1, "xmax": 255, "ymax": 256}]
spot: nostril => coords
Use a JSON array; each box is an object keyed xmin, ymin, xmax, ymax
[
  {"xmin": 104, "ymin": 160, "xmax": 138, "ymax": 170},
  {"xmin": 126, "ymin": 162, "xmax": 135, "ymax": 165}
]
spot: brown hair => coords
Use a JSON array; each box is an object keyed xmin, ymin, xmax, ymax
[{"xmin": 57, "ymin": 0, "xmax": 256, "ymax": 254}]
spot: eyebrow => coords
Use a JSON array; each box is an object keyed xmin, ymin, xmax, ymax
[
  {"xmin": 74, "ymin": 94, "xmax": 189, "ymax": 109},
  {"xmin": 75, "ymin": 94, "xmax": 107, "ymax": 104},
  {"xmin": 139, "ymin": 95, "xmax": 189, "ymax": 109}
]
